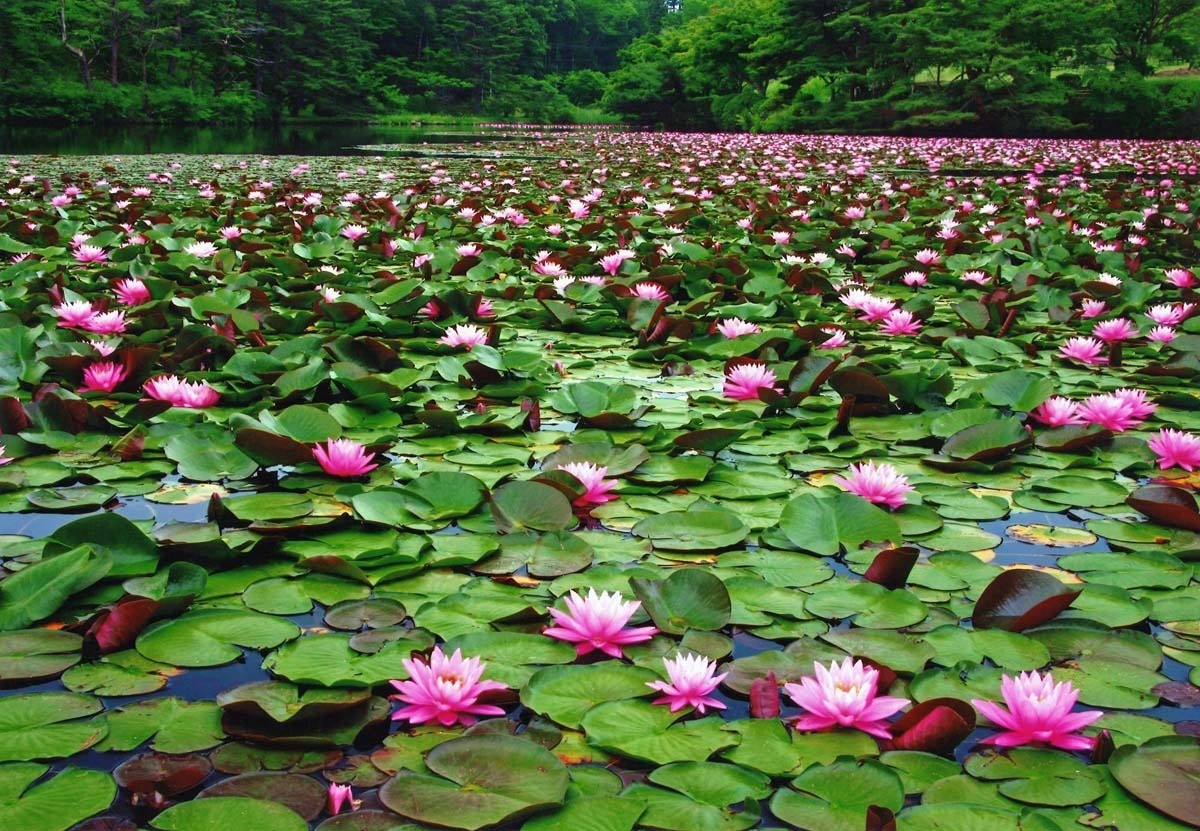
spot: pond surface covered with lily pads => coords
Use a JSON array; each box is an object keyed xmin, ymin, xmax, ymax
[{"xmin": 1, "ymin": 132, "xmax": 1200, "ymax": 831}]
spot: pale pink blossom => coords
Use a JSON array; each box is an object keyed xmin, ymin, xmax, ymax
[
  {"xmin": 858, "ymin": 296, "xmax": 898, "ymax": 323},
  {"xmin": 784, "ymin": 658, "xmax": 908, "ymax": 739},
  {"xmin": 341, "ymin": 223, "xmax": 369, "ymax": 242},
  {"xmin": 0, "ymin": 444, "xmax": 11, "ymax": 466},
  {"xmin": 1148, "ymin": 325, "xmax": 1177, "ymax": 343},
  {"xmin": 971, "ymin": 671, "xmax": 1101, "ymax": 751},
  {"xmin": 389, "ymin": 647, "xmax": 508, "ymax": 727},
  {"xmin": 902, "ymin": 271, "xmax": 927, "ymax": 287},
  {"xmin": 833, "ymin": 460, "xmax": 914, "ymax": 510},
  {"xmin": 818, "ymin": 327, "xmax": 849, "ymax": 349},
  {"xmin": 183, "ymin": 241, "xmax": 219, "ymax": 258},
  {"xmin": 879, "ymin": 309, "xmax": 922, "ymax": 336},
  {"xmin": 543, "ymin": 589, "xmax": 658, "ymax": 658},
  {"xmin": 219, "ymin": 226, "xmax": 243, "ymax": 240},
  {"xmin": 632, "ymin": 282, "xmax": 669, "ymax": 301},
  {"xmin": 716, "ymin": 318, "xmax": 761, "ymax": 338},
  {"xmin": 313, "ymin": 439, "xmax": 378, "ymax": 477},
  {"xmin": 1147, "ymin": 304, "xmax": 1187, "ymax": 325},
  {"xmin": 1058, "ymin": 336, "xmax": 1107, "ymax": 365},
  {"xmin": 54, "ymin": 300, "xmax": 97, "ymax": 328},
  {"xmin": 647, "ymin": 653, "xmax": 727, "ymax": 714},
  {"xmin": 80, "ymin": 311, "xmax": 127, "ymax": 335},
  {"xmin": 1148, "ymin": 428, "xmax": 1200, "ymax": 471},
  {"xmin": 1080, "ymin": 299, "xmax": 1107, "ymax": 319},
  {"xmin": 556, "ymin": 462, "xmax": 618, "ymax": 506},
  {"xmin": 439, "ymin": 323, "xmax": 489, "ymax": 350},
  {"xmin": 961, "ymin": 270, "xmax": 990, "ymax": 285},
  {"xmin": 535, "ymin": 260, "xmax": 567, "ymax": 277},
  {"xmin": 74, "ymin": 244, "xmax": 107, "ymax": 264},
  {"xmin": 87, "ymin": 339, "xmax": 118, "ymax": 357},
  {"xmin": 914, "ymin": 248, "xmax": 941, "ymax": 266},
  {"xmin": 724, "ymin": 363, "xmax": 781, "ymax": 400},
  {"xmin": 79, "ymin": 361, "xmax": 127, "ymax": 394}
]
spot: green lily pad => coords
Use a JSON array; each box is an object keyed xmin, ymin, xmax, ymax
[
  {"xmin": 521, "ymin": 663, "xmax": 660, "ymax": 728},
  {"xmin": 379, "ymin": 735, "xmax": 569, "ymax": 830},
  {"xmin": 633, "ymin": 510, "xmax": 749, "ymax": 552},
  {"xmin": 217, "ymin": 682, "xmax": 373, "ymax": 723},
  {"xmin": 1108, "ymin": 736, "xmax": 1200, "ymax": 826},
  {"xmin": 0, "ymin": 692, "xmax": 106, "ymax": 761},
  {"xmin": 199, "ymin": 772, "xmax": 328, "ymax": 822},
  {"xmin": 0, "ymin": 763, "xmax": 116, "ymax": 831},
  {"xmin": 580, "ymin": 700, "xmax": 737, "ymax": 765},
  {"xmin": 0, "ymin": 545, "xmax": 112, "ymax": 631},
  {"xmin": 770, "ymin": 759, "xmax": 905, "ymax": 831},
  {"xmin": 151, "ymin": 797, "xmax": 307, "ymax": 831},
  {"xmin": 261, "ymin": 633, "xmax": 416, "ymax": 687},
  {"xmin": 61, "ymin": 650, "xmax": 175, "ymax": 696},
  {"xmin": 777, "ymin": 492, "xmax": 902, "ymax": 555},
  {"xmin": 630, "ymin": 568, "xmax": 732, "ymax": 634},
  {"xmin": 96, "ymin": 697, "xmax": 223, "ymax": 753},
  {"xmin": 136, "ymin": 608, "xmax": 300, "ymax": 667},
  {"xmin": 964, "ymin": 747, "xmax": 1106, "ymax": 806},
  {"xmin": 490, "ymin": 481, "xmax": 575, "ymax": 533},
  {"xmin": 0, "ymin": 629, "xmax": 82, "ymax": 684}
]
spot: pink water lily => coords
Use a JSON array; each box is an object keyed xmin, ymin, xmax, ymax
[
  {"xmin": 971, "ymin": 671, "xmax": 1102, "ymax": 751},
  {"xmin": 183, "ymin": 240, "xmax": 219, "ymax": 258},
  {"xmin": 833, "ymin": 460, "xmax": 914, "ymax": 510},
  {"xmin": 879, "ymin": 308, "xmax": 922, "ymax": 335},
  {"xmin": 439, "ymin": 323, "xmax": 489, "ymax": 350},
  {"xmin": 81, "ymin": 311, "xmax": 127, "ymax": 335},
  {"xmin": 114, "ymin": 278, "xmax": 151, "ymax": 306},
  {"xmin": 784, "ymin": 658, "xmax": 908, "ymax": 739},
  {"xmin": 74, "ymin": 244, "xmax": 107, "ymax": 264},
  {"xmin": 647, "ymin": 653, "xmax": 727, "ymax": 714},
  {"xmin": 143, "ymin": 375, "xmax": 219, "ymax": 408},
  {"xmin": 1058, "ymin": 336, "xmax": 1107, "ymax": 365},
  {"xmin": 313, "ymin": 439, "xmax": 379, "ymax": 478},
  {"xmin": 341, "ymin": 223, "xmax": 368, "ymax": 241},
  {"xmin": 79, "ymin": 361, "xmax": 127, "ymax": 394},
  {"xmin": 632, "ymin": 282, "xmax": 669, "ymax": 301},
  {"xmin": 54, "ymin": 300, "xmax": 97, "ymax": 328},
  {"xmin": 389, "ymin": 647, "xmax": 508, "ymax": 727},
  {"xmin": 1076, "ymin": 392, "xmax": 1145, "ymax": 432},
  {"xmin": 556, "ymin": 461, "xmax": 618, "ymax": 506},
  {"xmin": 716, "ymin": 318, "xmax": 761, "ymax": 338},
  {"xmin": 723, "ymin": 363, "xmax": 781, "ymax": 400},
  {"xmin": 0, "ymin": 444, "xmax": 11, "ymax": 466},
  {"xmin": 1030, "ymin": 397, "xmax": 1083, "ymax": 428},
  {"xmin": 1091, "ymin": 318, "xmax": 1138, "ymax": 342},
  {"xmin": 327, "ymin": 783, "xmax": 355, "ymax": 815},
  {"xmin": 1148, "ymin": 428, "xmax": 1200, "ymax": 471},
  {"xmin": 1080, "ymin": 299, "xmax": 1107, "ymax": 318},
  {"xmin": 544, "ymin": 588, "xmax": 658, "ymax": 658}
]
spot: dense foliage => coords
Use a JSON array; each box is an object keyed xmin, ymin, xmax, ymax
[
  {"xmin": 0, "ymin": 0, "xmax": 666, "ymax": 123},
  {"xmin": 604, "ymin": 0, "xmax": 1200, "ymax": 136},
  {"xmin": 6, "ymin": 0, "xmax": 1200, "ymax": 135}
]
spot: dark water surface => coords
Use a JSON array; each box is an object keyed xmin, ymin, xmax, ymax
[{"xmin": 0, "ymin": 122, "xmax": 537, "ymax": 156}]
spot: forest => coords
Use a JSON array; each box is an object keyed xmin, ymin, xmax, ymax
[{"xmin": 1, "ymin": 0, "xmax": 1200, "ymax": 136}]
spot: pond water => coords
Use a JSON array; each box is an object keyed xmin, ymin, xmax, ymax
[{"xmin": 0, "ymin": 122, "xmax": 541, "ymax": 156}]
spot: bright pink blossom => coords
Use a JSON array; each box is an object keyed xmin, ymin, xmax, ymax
[
  {"xmin": 544, "ymin": 588, "xmax": 658, "ymax": 658},
  {"xmin": 1113, "ymin": 388, "xmax": 1157, "ymax": 419},
  {"xmin": 556, "ymin": 461, "xmax": 618, "ymax": 506},
  {"xmin": 784, "ymin": 658, "xmax": 908, "ymax": 739},
  {"xmin": 1146, "ymin": 304, "xmax": 1185, "ymax": 326},
  {"xmin": 439, "ymin": 323, "xmax": 489, "ymax": 350},
  {"xmin": 723, "ymin": 363, "xmax": 781, "ymax": 400},
  {"xmin": 971, "ymin": 671, "xmax": 1102, "ymax": 751},
  {"xmin": 1030, "ymin": 397, "xmax": 1083, "ymax": 428},
  {"xmin": 114, "ymin": 278, "xmax": 151, "ymax": 306},
  {"xmin": 902, "ymin": 271, "xmax": 927, "ymax": 287},
  {"xmin": 1058, "ymin": 336, "xmax": 1107, "ymax": 365},
  {"xmin": 818, "ymin": 327, "xmax": 848, "ymax": 349},
  {"xmin": 143, "ymin": 375, "xmax": 219, "ymax": 408},
  {"xmin": 858, "ymin": 296, "xmax": 898, "ymax": 323},
  {"xmin": 54, "ymin": 300, "xmax": 96, "ymax": 328},
  {"xmin": 1148, "ymin": 325, "xmax": 1177, "ymax": 343},
  {"xmin": 1092, "ymin": 318, "xmax": 1138, "ymax": 342},
  {"xmin": 647, "ymin": 653, "xmax": 727, "ymax": 714},
  {"xmin": 80, "ymin": 311, "xmax": 127, "ymax": 335},
  {"xmin": 1077, "ymin": 392, "xmax": 1143, "ymax": 432},
  {"xmin": 1080, "ymin": 299, "xmax": 1107, "ymax": 319},
  {"xmin": 327, "ymin": 784, "xmax": 354, "ymax": 815},
  {"xmin": 1148, "ymin": 428, "xmax": 1200, "ymax": 471},
  {"xmin": 833, "ymin": 460, "xmax": 914, "ymax": 510},
  {"xmin": 74, "ymin": 244, "xmax": 107, "ymax": 264},
  {"xmin": 1165, "ymin": 268, "xmax": 1198, "ymax": 288},
  {"xmin": 313, "ymin": 439, "xmax": 378, "ymax": 478},
  {"xmin": 79, "ymin": 361, "xmax": 127, "ymax": 394},
  {"xmin": 341, "ymin": 223, "xmax": 368, "ymax": 242},
  {"xmin": 632, "ymin": 282, "xmax": 669, "ymax": 301},
  {"xmin": 961, "ymin": 270, "xmax": 990, "ymax": 285},
  {"xmin": 389, "ymin": 647, "xmax": 508, "ymax": 727}
]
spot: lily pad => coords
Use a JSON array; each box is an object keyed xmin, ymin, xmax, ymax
[
  {"xmin": 136, "ymin": 608, "xmax": 301, "ymax": 667},
  {"xmin": 151, "ymin": 797, "xmax": 307, "ymax": 831},
  {"xmin": 0, "ymin": 692, "xmax": 106, "ymax": 761},
  {"xmin": 0, "ymin": 763, "xmax": 116, "ymax": 831}
]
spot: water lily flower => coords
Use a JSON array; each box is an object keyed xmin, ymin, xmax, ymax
[
  {"xmin": 389, "ymin": 647, "xmax": 508, "ymax": 727},
  {"xmin": 74, "ymin": 244, "xmax": 107, "ymax": 264},
  {"xmin": 818, "ymin": 327, "xmax": 849, "ymax": 349},
  {"xmin": 439, "ymin": 323, "xmax": 489, "ymax": 350},
  {"xmin": 143, "ymin": 375, "xmax": 219, "ymax": 408},
  {"xmin": 858, "ymin": 296, "xmax": 898, "ymax": 323},
  {"xmin": 455, "ymin": 243, "xmax": 481, "ymax": 258},
  {"xmin": 1165, "ymin": 268, "xmax": 1198, "ymax": 288},
  {"xmin": 1146, "ymin": 304, "xmax": 1185, "ymax": 326},
  {"xmin": 1030, "ymin": 397, "xmax": 1083, "ymax": 428},
  {"xmin": 914, "ymin": 248, "xmax": 941, "ymax": 266},
  {"xmin": 833, "ymin": 460, "xmax": 914, "ymax": 510},
  {"xmin": 79, "ymin": 361, "xmax": 127, "ymax": 394},
  {"xmin": 80, "ymin": 311, "xmax": 127, "ymax": 335},
  {"xmin": 716, "ymin": 318, "xmax": 761, "ymax": 338},
  {"xmin": 114, "ymin": 278, "xmax": 151, "ymax": 306},
  {"xmin": 87, "ymin": 339, "xmax": 119, "ymax": 357},
  {"xmin": 183, "ymin": 241, "xmax": 219, "ymax": 258},
  {"xmin": 902, "ymin": 271, "xmax": 927, "ymax": 287},
  {"xmin": 220, "ymin": 226, "xmax": 243, "ymax": 240},
  {"xmin": 1058, "ymin": 336, "xmax": 1107, "ymax": 365},
  {"xmin": 647, "ymin": 653, "xmax": 727, "ymax": 714},
  {"xmin": 971, "ymin": 671, "xmax": 1102, "ymax": 751},
  {"xmin": 839, "ymin": 287, "xmax": 873, "ymax": 310},
  {"xmin": 556, "ymin": 461, "xmax": 618, "ymax": 506},
  {"xmin": 320, "ymin": 286, "xmax": 342, "ymax": 303},
  {"xmin": 1080, "ymin": 299, "xmax": 1107, "ymax": 319},
  {"xmin": 632, "ymin": 282, "xmax": 669, "ymax": 301},
  {"xmin": 1092, "ymin": 318, "xmax": 1138, "ymax": 342},
  {"xmin": 536, "ymin": 260, "xmax": 567, "ymax": 277},
  {"xmin": 723, "ymin": 363, "xmax": 781, "ymax": 400},
  {"xmin": 1148, "ymin": 428, "xmax": 1200, "ymax": 471},
  {"xmin": 54, "ymin": 300, "xmax": 97, "ymax": 328},
  {"xmin": 544, "ymin": 589, "xmax": 658, "ymax": 658},
  {"xmin": 553, "ymin": 275, "xmax": 576, "ymax": 295},
  {"xmin": 1076, "ymin": 392, "xmax": 1143, "ymax": 432},
  {"xmin": 313, "ymin": 439, "xmax": 378, "ymax": 478},
  {"xmin": 1148, "ymin": 325, "xmax": 1177, "ymax": 343},
  {"xmin": 879, "ymin": 309, "xmax": 922, "ymax": 336},
  {"xmin": 1112, "ymin": 388, "xmax": 1157, "ymax": 419},
  {"xmin": 784, "ymin": 658, "xmax": 908, "ymax": 739},
  {"xmin": 960, "ymin": 270, "xmax": 990, "ymax": 285},
  {"xmin": 0, "ymin": 444, "xmax": 11, "ymax": 466},
  {"xmin": 598, "ymin": 251, "xmax": 634, "ymax": 276},
  {"xmin": 341, "ymin": 223, "xmax": 368, "ymax": 242},
  {"xmin": 327, "ymin": 783, "xmax": 354, "ymax": 815}
]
